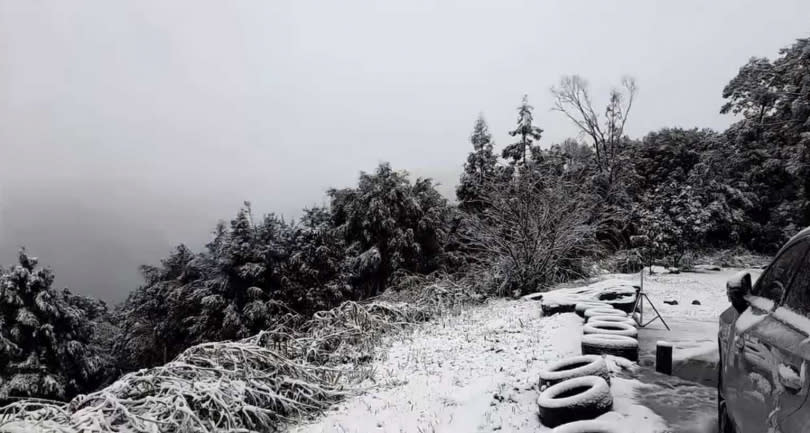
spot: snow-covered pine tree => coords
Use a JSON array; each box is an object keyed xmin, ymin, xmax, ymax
[
  {"xmin": 502, "ymin": 95, "xmax": 543, "ymax": 167},
  {"xmin": 0, "ymin": 250, "xmax": 115, "ymax": 401},
  {"xmin": 456, "ymin": 115, "xmax": 498, "ymax": 213}
]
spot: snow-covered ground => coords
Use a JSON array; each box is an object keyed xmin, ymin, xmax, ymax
[
  {"xmin": 288, "ymin": 267, "xmax": 761, "ymax": 433},
  {"xmin": 613, "ymin": 267, "xmax": 761, "ymax": 433},
  {"xmin": 290, "ymin": 297, "xmax": 665, "ymax": 432}
]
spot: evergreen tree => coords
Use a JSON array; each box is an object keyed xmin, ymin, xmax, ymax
[
  {"xmin": 456, "ymin": 115, "xmax": 498, "ymax": 212},
  {"xmin": 284, "ymin": 207, "xmax": 352, "ymax": 313},
  {"xmin": 328, "ymin": 163, "xmax": 451, "ymax": 297},
  {"xmin": 502, "ymin": 95, "xmax": 544, "ymax": 167},
  {"xmin": 719, "ymin": 37, "xmax": 810, "ymax": 250},
  {"xmin": 0, "ymin": 250, "xmax": 115, "ymax": 401}
]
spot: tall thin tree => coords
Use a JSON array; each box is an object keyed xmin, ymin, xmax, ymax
[{"xmin": 502, "ymin": 95, "xmax": 544, "ymax": 167}]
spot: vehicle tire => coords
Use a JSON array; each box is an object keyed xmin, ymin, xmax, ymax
[
  {"xmin": 586, "ymin": 315, "xmax": 637, "ymax": 327},
  {"xmin": 538, "ymin": 355, "xmax": 610, "ymax": 390},
  {"xmin": 575, "ymin": 302, "xmax": 611, "ymax": 317},
  {"xmin": 581, "ymin": 334, "xmax": 639, "ymax": 361},
  {"xmin": 551, "ymin": 420, "xmax": 621, "ymax": 433},
  {"xmin": 583, "ymin": 308, "xmax": 627, "ymax": 319},
  {"xmin": 583, "ymin": 322, "xmax": 638, "ymax": 338},
  {"xmin": 537, "ymin": 376, "xmax": 613, "ymax": 428}
]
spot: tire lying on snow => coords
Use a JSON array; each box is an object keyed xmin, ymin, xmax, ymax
[
  {"xmin": 583, "ymin": 308, "xmax": 627, "ymax": 319},
  {"xmin": 537, "ymin": 376, "xmax": 613, "ymax": 428},
  {"xmin": 586, "ymin": 315, "xmax": 637, "ymax": 327},
  {"xmin": 551, "ymin": 420, "xmax": 622, "ymax": 433},
  {"xmin": 542, "ymin": 301, "xmax": 577, "ymax": 316},
  {"xmin": 574, "ymin": 302, "xmax": 611, "ymax": 317},
  {"xmin": 583, "ymin": 321, "xmax": 638, "ymax": 338},
  {"xmin": 581, "ymin": 334, "xmax": 639, "ymax": 361},
  {"xmin": 538, "ymin": 355, "xmax": 610, "ymax": 390},
  {"xmin": 597, "ymin": 289, "xmax": 637, "ymax": 313}
]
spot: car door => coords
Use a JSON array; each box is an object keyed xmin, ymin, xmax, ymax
[
  {"xmin": 723, "ymin": 239, "xmax": 809, "ymax": 433},
  {"xmin": 771, "ymin": 257, "xmax": 810, "ymax": 432}
]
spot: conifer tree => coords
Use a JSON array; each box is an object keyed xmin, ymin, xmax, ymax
[
  {"xmin": 0, "ymin": 250, "xmax": 114, "ymax": 401},
  {"xmin": 502, "ymin": 95, "xmax": 543, "ymax": 167},
  {"xmin": 457, "ymin": 115, "xmax": 498, "ymax": 212}
]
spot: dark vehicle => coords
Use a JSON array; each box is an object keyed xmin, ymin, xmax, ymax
[{"xmin": 718, "ymin": 227, "xmax": 810, "ymax": 433}]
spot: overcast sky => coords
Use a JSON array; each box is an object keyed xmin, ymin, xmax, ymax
[{"xmin": 2, "ymin": 0, "xmax": 809, "ymax": 302}]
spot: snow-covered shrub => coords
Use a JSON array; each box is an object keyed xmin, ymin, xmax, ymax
[
  {"xmin": 632, "ymin": 182, "xmax": 713, "ymax": 268},
  {"xmin": 0, "ymin": 279, "xmax": 477, "ymax": 432},
  {"xmin": 461, "ymin": 171, "xmax": 601, "ymax": 297}
]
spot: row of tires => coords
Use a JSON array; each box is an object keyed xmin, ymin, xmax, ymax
[
  {"xmin": 540, "ymin": 286, "xmax": 637, "ymax": 316},
  {"xmin": 536, "ymin": 303, "xmax": 641, "ymax": 431},
  {"xmin": 578, "ymin": 302, "xmax": 639, "ymax": 362}
]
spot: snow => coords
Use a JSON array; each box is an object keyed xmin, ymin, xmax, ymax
[
  {"xmin": 539, "ymin": 355, "xmax": 608, "ymax": 389},
  {"xmin": 777, "ymin": 363, "xmax": 802, "ymax": 390},
  {"xmin": 584, "ymin": 308, "xmax": 626, "ymax": 318},
  {"xmin": 537, "ymin": 375, "xmax": 611, "ymax": 409},
  {"xmin": 290, "ymin": 298, "xmax": 667, "ymax": 433},
  {"xmin": 540, "ymin": 279, "xmax": 637, "ymax": 306},
  {"xmin": 583, "ymin": 322, "xmax": 637, "ymax": 337},
  {"xmin": 671, "ymin": 341, "xmax": 716, "ymax": 363},
  {"xmin": 581, "ymin": 334, "xmax": 637, "ymax": 349},
  {"xmin": 772, "ymin": 304, "xmax": 810, "ymax": 336},
  {"xmin": 287, "ymin": 268, "xmax": 775, "ymax": 433}
]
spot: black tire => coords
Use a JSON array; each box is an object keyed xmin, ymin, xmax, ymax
[
  {"xmin": 583, "ymin": 308, "xmax": 627, "ymax": 319},
  {"xmin": 543, "ymin": 301, "xmax": 577, "ymax": 316},
  {"xmin": 581, "ymin": 334, "xmax": 639, "ymax": 361},
  {"xmin": 583, "ymin": 322, "xmax": 638, "ymax": 338},
  {"xmin": 599, "ymin": 295, "xmax": 637, "ymax": 313},
  {"xmin": 538, "ymin": 355, "xmax": 610, "ymax": 390},
  {"xmin": 551, "ymin": 420, "xmax": 622, "ymax": 433},
  {"xmin": 586, "ymin": 315, "xmax": 637, "ymax": 327},
  {"xmin": 574, "ymin": 302, "xmax": 611, "ymax": 317},
  {"xmin": 597, "ymin": 287, "xmax": 638, "ymax": 313},
  {"xmin": 537, "ymin": 376, "xmax": 613, "ymax": 428}
]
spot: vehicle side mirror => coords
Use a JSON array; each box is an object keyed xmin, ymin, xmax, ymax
[{"xmin": 727, "ymin": 271, "xmax": 751, "ymax": 313}]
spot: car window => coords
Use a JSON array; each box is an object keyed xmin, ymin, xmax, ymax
[
  {"xmin": 783, "ymin": 243, "xmax": 810, "ymax": 315},
  {"xmin": 754, "ymin": 240, "xmax": 809, "ymax": 304}
]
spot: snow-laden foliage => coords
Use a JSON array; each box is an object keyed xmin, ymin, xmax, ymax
[
  {"xmin": 461, "ymin": 170, "xmax": 601, "ymax": 297},
  {"xmin": 328, "ymin": 163, "xmax": 452, "ymax": 297},
  {"xmin": 633, "ymin": 184, "xmax": 722, "ymax": 268},
  {"xmin": 116, "ymin": 164, "xmax": 453, "ymax": 371},
  {"xmin": 0, "ymin": 251, "xmax": 117, "ymax": 402},
  {"xmin": 456, "ymin": 115, "xmax": 499, "ymax": 214},
  {"xmin": 502, "ymin": 95, "xmax": 544, "ymax": 167},
  {"xmin": 0, "ymin": 279, "xmax": 482, "ymax": 432}
]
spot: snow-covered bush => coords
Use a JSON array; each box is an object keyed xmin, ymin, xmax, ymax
[
  {"xmin": 461, "ymin": 172, "xmax": 600, "ymax": 297},
  {"xmin": 0, "ymin": 279, "xmax": 478, "ymax": 432},
  {"xmin": 633, "ymin": 182, "xmax": 713, "ymax": 268}
]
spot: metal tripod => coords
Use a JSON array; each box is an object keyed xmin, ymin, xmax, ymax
[{"xmin": 631, "ymin": 270, "xmax": 670, "ymax": 330}]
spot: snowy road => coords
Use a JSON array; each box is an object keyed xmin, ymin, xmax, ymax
[
  {"xmin": 290, "ymin": 296, "xmax": 665, "ymax": 432},
  {"xmin": 628, "ymin": 267, "xmax": 762, "ymax": 433},
  {"xmin": 288, "ymin": 268, "xmax": 757, "ymax": 433}
]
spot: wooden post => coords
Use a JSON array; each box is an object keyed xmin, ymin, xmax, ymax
[{"xmin": 656, "ymin": 341, "xmax": 673, "ymax": 375}]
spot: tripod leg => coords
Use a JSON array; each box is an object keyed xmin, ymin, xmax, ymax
[
  {"xmin": 631, "ymin": 293, "xmax": 643, "ymax": 325},
  {"xmin": 643, "ymin": 293, "xmax": 671, "ymax": 331}
]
